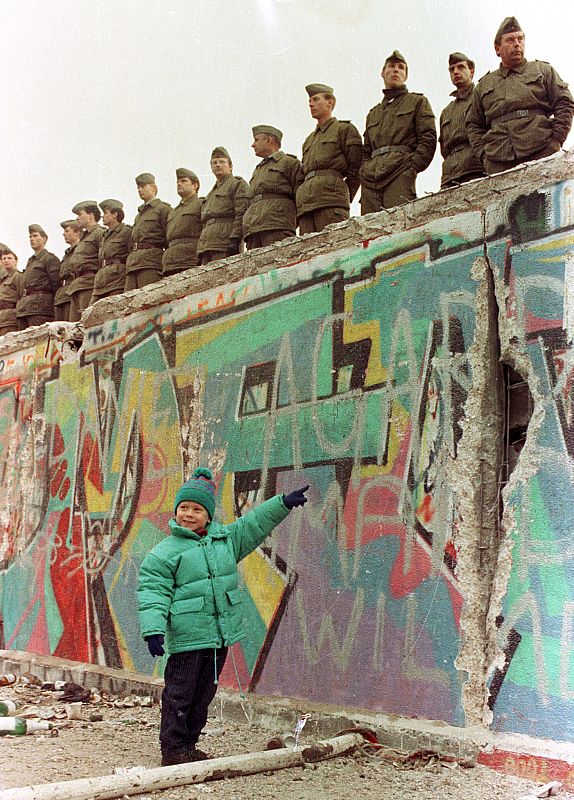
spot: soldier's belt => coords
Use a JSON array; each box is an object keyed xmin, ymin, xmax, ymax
[
  {"xmin": 494, "ymin": 109, "xmax": 547, "ymax": 123},
  {"xmin": 101, "ymin": 258, "xmax": 127, "ymax": 267},
  {"xmin": 23, "ymin": 287, "xmax": 52, "ymax": 296},
  {"xmin": 251, "ymin": 192, "xmax": 295, "ymax": 202},
  {"xmin": 304, "ymin": 169, "xmax": 344, "ymax": 181},
  {"xmin": 132, "ymin": 242, "xmax": 165, "ymax": 251},
  {"xmin": 167, "ymin": 237, "xmax": 199, "ymax": 247},
  {"xmin": 370, "ymin": 145, "xmax": 412, "ymax": 157},
  {"xmin": 204, "ymin": 217, "xmax": 234, "ymax": 226},
  {"xmin": 0, "ymin": 301, "xmax": 16, "ymax": 310}
]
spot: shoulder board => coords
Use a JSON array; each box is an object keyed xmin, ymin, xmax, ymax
[
  {"xmin": 534, "ymin": 59, "xmax": 550, "ymax": 65},
  {"xmin": 286, "ymin": 153, "xmax": 298, "ymax": 159},
  {"xmin": 478, "ymin": 70, "xmax": 492, "ymax": 80},
  {"xmin": 339, "ymin": 119, "xmax": 351, "ymax": 123}
]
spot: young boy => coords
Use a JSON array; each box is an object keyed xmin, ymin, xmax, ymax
[{"xmin": 137, "ymin": 466, "xmax": 308, "ymax": 766}]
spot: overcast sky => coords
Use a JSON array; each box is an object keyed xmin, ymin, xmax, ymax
[{"xmin": 1, "ymin": 0, "xmax": 573, "ymax": 264}]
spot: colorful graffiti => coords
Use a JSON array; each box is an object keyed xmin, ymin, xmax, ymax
[
  {"xmin": 487, "ymin": 181, "xmax": 574, "ymax": 741},
  {"xmin": 1, "ymin": 175, "xmax": 573, "ymax": 737}
]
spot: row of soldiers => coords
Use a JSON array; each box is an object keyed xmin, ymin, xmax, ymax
[{"xmin": 1, "ymin": 16, "xmax": 573, "ymax": 337}]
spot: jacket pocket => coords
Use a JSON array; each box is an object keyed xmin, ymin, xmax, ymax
[
  {"xmin": 171, "ymin": 596, "xmax": 205, "ymax": 614},
  {"xmin": 226, "ymin": 589, "xmax": 243, "ymax": 606}
]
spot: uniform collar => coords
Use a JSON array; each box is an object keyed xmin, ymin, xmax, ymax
[
  {"xmin": 316, "ymin": 117, "xmax": 336, "ymax": 133},
  {"xmin": 138, "ymin": 197, "xmax": 160, "ymax": 212},
  {"xmin": 499, "ymin": 59, "xmax": 528, "ymax": 77},
  {"xmin": 259, "ymin": 150, "xmax": 284, "ymax": 165},
  {"xmin": 450, "ymin": 83, "xmax": 474, "ymax": 99}
]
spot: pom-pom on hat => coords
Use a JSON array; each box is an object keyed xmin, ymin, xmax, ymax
[{"xmin": 174, "ymin": 467, "xmax": 216, "ymax": 519}]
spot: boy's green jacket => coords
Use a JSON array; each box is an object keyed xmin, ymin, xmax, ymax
[{"xmin": 137, "ymin": 495, "xmax": 290, "ymax": 654}]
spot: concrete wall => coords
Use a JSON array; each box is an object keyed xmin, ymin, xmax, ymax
[{"xmin": 1, "ymin": 152, "xmax": 573, "ymax": 743}]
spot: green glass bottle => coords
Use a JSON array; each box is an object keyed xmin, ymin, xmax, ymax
[
  {"xmin": 0, "ymin": 700, "xmax": 17, "ymax": 716},
  {"xmin": 0, "ymin": 717, "xmax": 51, "ymax": 735}
]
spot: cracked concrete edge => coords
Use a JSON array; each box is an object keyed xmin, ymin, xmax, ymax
[
  {"xmin": 5, "ymin": 647, "xmax": 574, "ymax": 776},
  {"xmin": 452, "ymin": 252, "xmax": 503, "ymax": 729},
  {"xmin": 481, "ymin": 221, "xmax": 548, "ymax": 701}
]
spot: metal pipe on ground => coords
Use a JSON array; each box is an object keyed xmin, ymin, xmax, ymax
[{"xmin": 0, "ymin": 731, "xmax": 365, "ymax": 800}]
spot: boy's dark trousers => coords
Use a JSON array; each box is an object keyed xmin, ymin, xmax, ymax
[{"xmin": 160, "ymin": 647, "xmax": 228, "ymax": 758}]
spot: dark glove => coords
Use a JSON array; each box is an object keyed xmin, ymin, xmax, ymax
[
  {"xmin": 145, "ymin": 634, "xmax": 165, "ymax": 657},
  {"xmin": 283, "ymin": 486, "xmax": 309, "ymax": 509},
  {"xmin": 226, "ymin": 238, "xmax": 241, "ymax": 256}
]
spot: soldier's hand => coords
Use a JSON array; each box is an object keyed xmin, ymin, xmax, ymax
[
  {"xmin": 226, "ymin": 238, "xmax": 241, "ymax": 256},
  {"xmin": 283, "ymin": 486, "xmax": 310, "ymax": 509},
  {"xmin": 145, "ymin": 634, "xmax": 165, "ymax": 657}
]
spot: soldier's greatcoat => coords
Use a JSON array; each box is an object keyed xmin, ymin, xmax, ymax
[
  {"xmin": 162, "ymin": 196, "xmax": 203, "ymax": 273},
  {"xmin": 16, "ymin": 249, "xmax": 60, "ymax": 319},
  {"xmin": 296, "ymin": 118, "xmax": 362, "ymax": 216},
  {"xmin": 466, "ymin": 59, "xmax": 574, "ymax": 169},
  {"xmin": 197, "ymin": 175, "xmax": 250, "ymax": 255},
  {"xmin": 244, "ymin": 152, "xmax": 303, "ymax": 239}
]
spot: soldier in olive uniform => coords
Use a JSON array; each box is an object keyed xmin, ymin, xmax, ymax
[
  {"xmin": 54, "ymin": 220, "xmax": 82, "ymax": 322},
  {"xmin": 243, "ymin": 125, "xmax": 303, "ymax": 250},
  {"xmin": 0, "ymin": 249, "xmax": 22, "ymax": 337},
  {"xmin": 467, "ymin": 17, "xmax": 574, "ymax": 176},
  {"xmin": 360, "ymin": 51, "xmax": 437, "ymax": 213},
  {"xmin": 67, "ymin": 201, "xmax": 104, "ymax": 322},
  {"xmin": 16, "ymin": 225, "xmax": 60, "ymax": 330},
  {"xmin": 91, "ymin": 199, "xmax": 132, "ymax": 304},
  {"xmin": 297, "ymin": 84, "xmax": 362, "ymax": 233},
  {"xmin": 162, "ymin": 168, "xmax": 203, "ymax": 275},
  {"xmin": 439, "ymin": 53, "xmax": 486, "ymax": 189},
  {"xmin": 125, "ymin": 173, "xmax": 170, "ymax": 291},
  {"xmin": 196, "ymin": 148, "xmax": 250, "ymax": 265}
]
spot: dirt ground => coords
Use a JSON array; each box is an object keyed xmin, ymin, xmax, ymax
[{"xmin": 1, "ymin": 679, "xmax": 573, "ymax": 800}]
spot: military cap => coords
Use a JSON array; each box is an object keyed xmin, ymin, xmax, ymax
[
  {"xmin": 305, "ymin": 83, "xmax": 334, "ymax": 97},
  {"xmin": 252, "ymin": 125, "xmax": 283, "ymax": 143},
  {"xmin": 384, "ymin": 49, "xmax": 407, "ymax": 66},
  {"xmin": 0, "ymin": 242, "xmax": 9, "ymax": 254},
  {"xmin": 210, "ymin": 146, "xmax": 232, "ymax": 162},
  {"xmin": 99, "ymin": 198, "xmax": 124, "ymax": 212},
  {"xmin": 60, "ymin": 219, "xmax": 81, "ymax": 229},
  {"xmin": 72, "ymin": 200, "xmax": 99, "ymax": 215},
  {"xmin": 135, "ymin": 172, "xmax": 156, "ymax": 186},
  {"xmin": 28, "ymin": 224, "xmax": 47, "ymax": 237},
  {"xmin": 449, "ymin": 52, "xmax": 474, "ymax": 67},
  {"xmin": 175, "ymin": 167, "xmax": 199, "ymax": 181},
  {"xmin": 495, "ymin": 16, "xmax": 522, "ymax": 41}
]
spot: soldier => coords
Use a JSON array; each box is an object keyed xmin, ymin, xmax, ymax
[
  {"xmin": 467, "ymin": 17, "xmax": 574, "ymax": 175},
  {"xmin": 54, "ymin": 220, "xmax": 82, "ymax": 322},
  {"xmin": 439, "ymin": 53, "xmax": 486, "ymax": 189},
  {"xmin": 0, "ymin": 248, "xmax": 22, "ymax": 337},
  {"xmin": 91, "ymin": 199, "xmax": 132, "ymax": 304},
  {"xmin": 196, "ymin": 148, "xmax": 249, "ymax": 265},
  {"xmin": 15, "ymin": 225, "xmax": 60, "ymax": 330},
  {"xmin": 67, "ymin": 202, "xmax": 104, "ymax": 322},
  {"xmin": 296, "ymin": 84, "xmax": 362, "ymax": 233},
  {"xmin": 163, "ymin": 168, "xmax": 203, "ymax": 275},
  {"xmin": 125, "ymin": 173, "xmax": 170, "ymax": 291},
  {"xmin": 243, "ymin": 125, "xmax": 303, "ymax": 250},
  {"xmin": 360, "ymin": 50, "xmax": 437, "ymax": 213}
]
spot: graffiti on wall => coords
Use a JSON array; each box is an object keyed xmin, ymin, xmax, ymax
[
  {"xmin": 0, "ymin": 214, "xmax": 481, "ymax": 725},
  {"xmin": 487, "ymin": 180, "xmax": 574, "ymax": 741},
  {"xmin": 3, "ymin": 179, "xmax": 572, "ymax": 735}
]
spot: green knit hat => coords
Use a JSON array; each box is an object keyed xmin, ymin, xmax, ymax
[{"xmin": 174, "ymin": 467, "xmax": 216, "ymax": 518}]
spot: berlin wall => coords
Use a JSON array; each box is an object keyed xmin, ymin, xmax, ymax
[{"xmin": 1, "ymin": 152, "xmax": 573, "ymax": 745}]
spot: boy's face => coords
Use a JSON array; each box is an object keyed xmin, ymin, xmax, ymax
[{"xmin": 176, "ymin": 501, "xmax": 209, "ymax": 531}]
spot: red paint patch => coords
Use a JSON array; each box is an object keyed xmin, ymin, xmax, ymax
[{"xmin": 50, "ymin": 508, "xmax": 91, "ymax": 662}]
